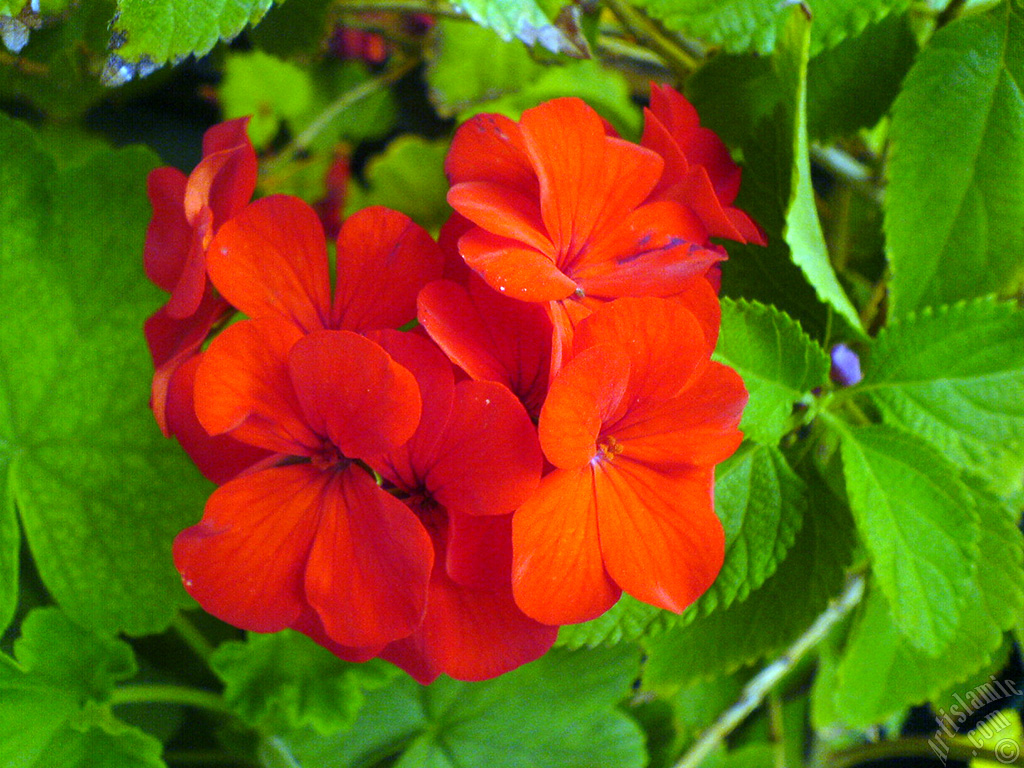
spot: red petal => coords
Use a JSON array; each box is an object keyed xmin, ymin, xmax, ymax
[
  {"xmin": 288, "ymin": 330, "xmax": 422, "ymax": 460},
  {"xmin": 445, "ymin": 509, "xmax": 513, "ymax": 589},
  {"xmin": 206, "ymin": 195, "xmax": 332, "ymax": 333},
  {"xmin": 291, "ymin": 605, "xmax": 384, "ymax": 663},
  {"xmin": 331, "ymin": 206, "xmax": 444, "ymax": 332},
  {"xmin": 166, "ymin": 355, "xmax": 276, "ymax": 485},
  {"xmin": 448, "ymin": 181, "xmax": 550, "ymax": 253},
  {"xmin": 670, "ymin": 277, "xmax": 722, "ymax": 351},
  {"xmin": 445, "ymin": 112, "xmax": 537, "ymax": 196},
  {"xmin": 595, "ymin": 462, "xmax": 724, "ymax": 613},
  {"xmin": 193, "ymin": 318, "xmax": 317, "ymax": 455},
  {"xmin": 458, "ymin": 227, "xmax": 576, "ymax": 302},
  {"xmin": 189, "ymin": 119, "xmax": 258, "ymax": 229},
  {"xmin": 425, "ymin": 380, "xmax": 542, "ymax": 516},
  {"xmin": 512, "ymin": 467, "xmax": 621, "ymax": 624},
  {"xmin": 437, "ymin": 213, "xmax": 475, "ymax": 284},
  {"xmin": 726, "ymin": 207, "xmax": 767, "ymax": 246},
  {"xmin": 538, "ymin": 345, "xmax": 630, "ymax": 470},
  {"xmin": 305, "ymin": 468, "xmax": 433, "ymax": 646},
  {"xmin": 381, "ymin": 565, "xmax": 557, "ymax": 684},
  {"xmin": 518, "ymin": 98, "xmax": 663, "ymax": 263},
  {"xmin": 173, "ymin": 465, "xmax": 326, "ymax": 632},
  {"xmin": 144, "ymin": 167, "xmax": 190, "ymax": 293},
  {"xmin": 202, "ymin": 116, "xmax": 253, "ymax": 156},
  {"xmin": 163, "ymin": 219, "xmax": 210, "ymax": 319},
  {"xmin": 145, "ymin": 289, "xmax": 233, "ymax": 435},
  {"xmin": 574, "ymin": 297, "xmax": 709, "ymax": 405}
]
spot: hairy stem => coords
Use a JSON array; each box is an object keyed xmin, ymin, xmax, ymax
[
  {"xmin": 672, "ymin": 575, "xmax": 866, "ymax": 768},
  {"xmin": 603, "ymin": 0, "xmax": 699, "ymax": 79},
  {"xmin": 109, "ymin": 684, "xmax": 234, "ymax": 717}
]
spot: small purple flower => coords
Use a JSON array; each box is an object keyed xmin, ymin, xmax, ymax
[{"xmin": 830, "ymin": 344, "xmax": 863, "ymax": 387}]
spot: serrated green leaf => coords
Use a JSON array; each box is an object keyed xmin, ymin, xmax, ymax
[
  {"xmin": 630, "ymin": 0, "xmax": 908, "ymax": 54},
  {"xmin": 0, "ymin": 113, "xmax": 211, "ymax": 636},
  {"xmin": 284, "ymin": 646, "xmax": 645, "ymax": 768},
  {"xmin": 103, "ymin": 0, "xmax": 276, "ymax": 84},
  {"xmin": 0, "ymin": 608, "xmax": 163, "ymax": 768},
  {"xmin": 454, "ymin": 0, "xmax": 580, "ymax": 54},
  {"xmin": 714, "ymin": 299, "xmax": 830, "ymax": 444},
  {"xmin": 887, "ymin": 0, "xmax": 1024, "ymax": 317},
  {"xmin": 346, "ymin": 136, "xmax": 451, "ymax": 231},
  {"xmin": 211, "ymin": 630, "xmax": 396, "ymax": 736},
  {"xmin": 807, "ymin": 12, "xmax": 917, "ymax": 141},
  {"xmin": 830, "ymin": 489, "xmax": 1024, "ymax": 727},
  {"xmin": 555, "ymin": 593, "xmax": 671, "ymax": 649},
  {"xmin": 837, "ymin": 423, "xmax": 980, "ymax": 655},
  {"xmin": 642, "ymin": 476, "xmax": 855, "ymax": 688},
  {"xmin": 857, "ymin": 299, "xmax": 1024, "ymax": 485}
]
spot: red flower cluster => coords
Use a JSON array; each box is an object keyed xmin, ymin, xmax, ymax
[{"xmin": 144, "ymin": 85, "xmax": 754, "ymax": 683}]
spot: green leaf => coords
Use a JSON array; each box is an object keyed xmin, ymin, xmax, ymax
[
  {"xmin": 0, "ymin": 464, "xmax": 15, "ymax": 636},
  {"xmin": 886, "ymin": 0, "xmax": 1024, "ymax": 317},
  {"xmin": 0, "ymin": 608, "xmax": 164, "ymax": 768},
  {"xmin": 556, "ymin": 594, "xmax": 672, "ymax": 649},
  {"xmin": 642, "ymin": 475, "xmax": 855, "ymax": 688},
  {"xmin": 688, "ymin": 8, "xmax": 862, "ymax": 335},
  {"xmin": 211, "ymin": 630, "xmax": 396, "ymax": 736},
  {"xmin": 807, "ymin": 12, "xmax": 917, "ymax": 141},
  {"xmin": 102, "ymin": 0, "xmax": 276, "ymax": 85},
  {"xmin": 714, "ymin": 299, "xmax": 830, "ymax": 444},
  {"xmin": 454, "ymin": 0, "xmax": 582, "ymax": 55},
  {"xmin": 857, "ymin": 299, "xmax": 1024, "ymax": 486},
  {"xmin": 283, "ymin": 646, "xmax": 646, "ymax": 768},
  {"xmin": 630, "ymin": 0, "xmax": 908, "ymax": 54},
  {"xmin": 219, "ymin": 50, "xmax": 314, "ymax": 150},
  {"xmin": 0, "ymin": 113, "xmax": 211, "ymax": 636},
  {"xmin": 346, "ymin": 136, "xmax": 451, "ymax": 231},
  {"xmin": 829, "ymin": 489, "xmax": 1024, "ymax": 727},
  {"xmin": 837, "ymin": 423, "xmax": 980, "ymax": 655},
  {"xmin": 250, "ymin": 0, "xmax": 333, "ymax": 57}
]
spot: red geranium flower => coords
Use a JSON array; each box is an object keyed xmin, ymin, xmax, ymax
[
  {"xmin": 144, "ymin": 117, "xmax": 257, "ymax": 435},
  {"xmin": 175, "ymin": 321, "xmax": 433, "ymax": 647},
  {"xmin": 511, "ymin": 297, "xmax": 747, "ymax": 625},
  {"xmin": 445, "ymin": 97, "xmax": 724, "ymax": 372},
  {"xmin": 641, "ymin": 83, "xmax": 766, "ymax": 246}
]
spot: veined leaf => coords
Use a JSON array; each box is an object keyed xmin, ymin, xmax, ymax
[
  {"xmin": 886, "ymin": 0, "xmax": 1024, "ymax": 317},
  {"xmin": 453, "ymin": 0, "xmax": 584, "ymax": 55},
  {"xmin": 837, "ymin": 424, "xmax": 980, "ymax": 655},
  {"xmin": 714, "ymin": 299, "xmax": 830, "ymax": 445}
]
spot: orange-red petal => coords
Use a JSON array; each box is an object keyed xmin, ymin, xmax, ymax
[
  {"xmin": 173, "ymin": 465, "xmax": 326, "ymax": 632},
  {"xmin": 331, "ymin": 206, "xmax": 444, "ymax": 332},
  {"xmin": 512, "ymin": 467, "xmax": 621, "ymax": 625},
  {"xmin": 304, "ymin": 468, "xmax": 433, "ymax": 647},
  {"xmin": 594, "ymin": 461, "xmax": 724, "ymax": 613},
  {"xmin": 206, "ymin": 195, "xmax": 332, "ymax": 333},
  {"xmin": 458, "ymin": 227, "xmax": 576, "ymax": 301},
  {"xmin": 445, "ymin": 111, "xmax": 537, "ymax": 196},
  {"xmin": 143, "ymin": 166, "xmax": 190, "ymax": 293}
]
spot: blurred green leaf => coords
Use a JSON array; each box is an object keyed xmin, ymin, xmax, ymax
[
  {"xmin": 857, "ymin": 298, "xmax": 1024, "ymax": 487},
  {"xmin": 211, "ymin": 630, "xmax": 396, "ymax": 736},
  {"xmin": 102, "ymin": 0, "xmax": 276, "ymax": 84},
  {"xmin": 249, "ymin": 0, "xmax": 333, "ymax": 57},
  {"xmin": 714, "ymin": 299, "xmax": 830, "ymax": 444},
  {"xmin": 303, "ymin": 60, "xmax": 399, "ymax": 149},
  {"xmin": 807, "ymin": 11, "xmax": 917, "ymax": 141},
  {"xmin": 346, "ymin": 135, "xmax": 450, "ymax": 231},
  {"xmin": 642, "ymin": 476, "xmax": 855, "ymax": 688},
  {"xmin": 829, "ymin": 489, "xmax": 1023, "ymax": 727},
  {"xmin": 284, "ymin": 646, "xmax": 646, "ymax": 768},
  {"xmin": 886, "ymin": 0, "xmax": 1024, "ymax": 317},
  {"xmin": 220, "ymin": 49, "xmax": 315, "ymax": 149},
  {"xmin": 837, "ymin": 424, "xmax": 980, "ymax": 655},
  {"xmin": 0, "ymin": 113, "xmax": 210, "ymax": 636},
  {"xmin": 629, "ymin": 0, "xmax": 908, "ymax": 54},
  {"xmin": 0, "ymin": 608, "xmax": 164, "ymax": 768}
]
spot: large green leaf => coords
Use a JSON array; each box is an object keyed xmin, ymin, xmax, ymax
[
  {"xmin": 0, "ymin": 608, "xmax": 164, "ymax": 768},
  {"xmin": 856, "ymin": 299, "xmax": 1024, "ymax": 485},
  {"xmin": 0, "ymin": 113, "xmax": 210, "ymax": 636},
  {"xmin": 282, "ymin": 646, "xmax": 646, "ymax": 768},
  {"xmin": 886, "ymin": 0, "xmax": 1024, "ymax": 317},
  {"xmin": 714, "ymin": 299, "xmax": 830, "ymax": 445},
  {"xmin": 454, "ymin": 0, "xmax": 585, "ymax": 55},
  {"xmin": 211, "ymin": 630, "xmax": 396, "ymax": 736},
  {"xmin": 102, "ymin": 0, "xmax": 276, "ymax": 85},
  {"xmin": 642, "ymin": 475, "xmax": 855, "ymax": 688},
  {"xmin": 826, "ymin": 490, "xmax": 1024, "ymax": 727},
  {"xmin": 629, "ymin": 0, "xmax": 908, "ymax": 54},
  {"xmin": 837, "ymin": 424, "xmax": 980, "ymax": 655}
]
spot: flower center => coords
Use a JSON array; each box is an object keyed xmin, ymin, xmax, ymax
[
  {"xmin": 596, "ymin": 435, "xmax": 624, "ymax": 462},
  {"xmin": 310, "ymin": 439, "xmax": 349, "ymax": 471}
]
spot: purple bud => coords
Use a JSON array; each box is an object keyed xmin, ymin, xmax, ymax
[{"xmin": 830, "ymin": 344, "xmax": 863, "ymax": 387}]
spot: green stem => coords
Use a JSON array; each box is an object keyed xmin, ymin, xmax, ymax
[
  {"xmin": 828, "ymin": 736, "xmax": 1024, "ymax": 768},
  {"xmin": 109, "ymin": 684, "xmax": 234, "ymax": 717},
  {"xmin": 672, "ymin": 575, "xmax": 865, "ymax": 768},
  {"xmin": 603, "ymin": 0, "xmax": 698, "ymax": 79},
  {"xmin": 172, "ymin": 612, "xmax": 215, "ymax": 663},
  {"xmin": 261, "ymin": 56, "xmax": 419, "ymax": 178}
]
